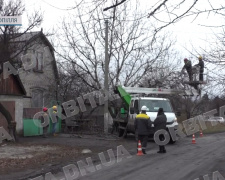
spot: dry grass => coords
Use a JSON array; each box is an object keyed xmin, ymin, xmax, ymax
[
  {"xmin": 202, "ymin": 121, "xmax": 225, "ymax": 134},
  {"xmin": 177, "ymin": 112, "xmax": 225, "ymax": 134}
]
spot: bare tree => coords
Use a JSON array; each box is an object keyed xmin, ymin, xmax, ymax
[
  {"xmin": 139, "ymin": 53, "xmax": 181, "ymax": 88},
  {"xmin": 192, "ymin": 26, "xmax": 225, "ymax": 96},
  {"xmin": 83, "ymin": 0, "xmax": 225, "ymax": 34},
  {"xmin": 138, "ymin": 55, "xmax": 212, "ymax": 119},
  {"xmin": 57, "ymin": 63, "xmax": 91, "ymax": 102},
  {"xmin": 56, "ymin": 0, "xmax": 174, "ymax": 91},
  {"xmin": 0, "ymin": 0, "xmax": 42, "ymax": 64}
]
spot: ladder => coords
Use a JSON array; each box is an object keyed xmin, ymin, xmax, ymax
[{"xmin": 122, "ymin": 86, "xmax": 199, "ymax": 96}]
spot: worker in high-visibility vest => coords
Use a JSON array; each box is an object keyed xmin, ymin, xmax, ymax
[
  {"xmin": 134, "ymin": 106, "xmax": 152, "ymax": 154},
  {"xmin": 52, "ymin": 106, "xmax": 58, "ymax": 136}
]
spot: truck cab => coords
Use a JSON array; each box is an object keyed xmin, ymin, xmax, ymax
[{"xmin": 128, "ymin": 97, "xmax": 178, "ymax": 141}]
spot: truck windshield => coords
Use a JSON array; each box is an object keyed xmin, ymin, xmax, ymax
[{"xmin": 139, "ymin": 100, "xmax": 173, "ymax": 112}]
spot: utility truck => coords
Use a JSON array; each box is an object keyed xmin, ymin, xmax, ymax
[{"xmin": 111, "ymin": 85, "xmax": 200, "ymax": 143}]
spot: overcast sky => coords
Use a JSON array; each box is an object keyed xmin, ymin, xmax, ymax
[
  {"xmin": 20, "ymin": 0, "xmax": 223, "ymax": 64},
  {"xmin": 22, "ymin": 0, "xmax": 224, "ymax": 59}
]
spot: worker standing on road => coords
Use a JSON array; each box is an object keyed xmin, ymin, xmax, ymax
[
  {"xmin": 42, "ymin": 107, "xmax": 49, "ymax": 138},
  {"xmin": 134, "ymin": 106, "xmax": 152, "ymax": 154},
  {"xmin": 195, "ymin": 56, "xmax": 204, "ymax": 81},
  {"xmin": 52, "ymin": 106, "xmax": 58, "ymax": 136},
  {"xmin": 181, "ymin": 58, "xmax": 193, "ymax": 81},
  {"xmin": 154, "ymin": 108, "xmax": 167, "ymax": 153}
]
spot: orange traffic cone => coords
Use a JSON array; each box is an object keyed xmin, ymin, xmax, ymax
[
  {"xmin": 137, "ymin": 140, "xmax": 144, "ymax": 156},
  {"xmin": 192, "ymin": 134, "xmax": 196, "ymax": 144},
  {"xmin": 200, "ymin": 130, "xmax": 203, "ymax": 137}
]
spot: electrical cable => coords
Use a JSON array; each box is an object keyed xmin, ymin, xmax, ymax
[{"xmin": 40, "ymin": 0, "xmax": 86, "ymax": 11}]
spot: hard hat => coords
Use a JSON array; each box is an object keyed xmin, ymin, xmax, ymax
[
  {"xmin": 141, "ymin": 106, "xmax": 148, "ymax": 111},
  {"xmin": 52, "ymin": 106, "xmax": 57, "ymax": 110},
  {"xmin": 184, "ymin": 58, "xmax": 188, "ymax": 61},
  {"xmin": 43, "ymin": 107, "xmax": 48, "ymax": 112},
  {"xmin": 198, "ymin": 56, "xmax": 202, "ymax": 60}
]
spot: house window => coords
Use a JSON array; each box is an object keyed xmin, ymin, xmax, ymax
[
  {"xmin": 34, "ymin": 51, "xmax": 43, "ymax": 72},
  {"xmin": 31, "ymin": 89, "xmax": 44, "ymax": 107}
]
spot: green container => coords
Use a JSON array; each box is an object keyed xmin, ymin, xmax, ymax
[
  {"xmin": 23, "ymin": 104, "xmax": 62, "ymax": 136},
  {"xmin": 23, "ymin": 118, "xmax": 43, "ymax": 136},
  {"xmin": 23, "ymin": 118, "xmax": 61, "ymax": 136}
]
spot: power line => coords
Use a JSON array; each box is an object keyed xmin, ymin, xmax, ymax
[{"xmin": 40, "ymin": 0, "xmax": 85, "ymax": 11}]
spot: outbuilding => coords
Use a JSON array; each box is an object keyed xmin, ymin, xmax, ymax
[{"xmin": 0, "ymin": 72, "xmax": 26, "ymax": 135}]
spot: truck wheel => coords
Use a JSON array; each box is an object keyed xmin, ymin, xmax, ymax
[
  {"xmin": 135, "ymin": 130, "xmax": 138, "ymax": 141},
  {"xmin": 123, "ymin": 131, "xmax": 128, "ymax": 138},
  {"xmin": 118, "ymin": 128, "xmax": 125, "ymax": 137},
  {"xmin": 167, "ymin": 130, "xmax": 176, "ymax": 144},
  {"xmin": 169, "ymin": 138, "xmax": 176, "ymax": 144},
  {"xmin": 169, "ymin": 134, "xmax": 176, "ymax": 144}
]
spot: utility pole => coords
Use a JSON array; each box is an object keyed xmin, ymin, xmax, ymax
[
  {"xmin": 104, "ymin": 19, "xmax": 109, "ymax": 134},
  {"xmin": 103, "ymin": 1, "xmax": 126, "ymax": 134}
]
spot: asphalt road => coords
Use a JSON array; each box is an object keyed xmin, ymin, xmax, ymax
[
  {"xmin": 74, "ymin": 133, "xmax": 225, "ymax": 180},
  {"xmin": 2, "ymin": 132, "xmax": 225, "ymax": 180}
]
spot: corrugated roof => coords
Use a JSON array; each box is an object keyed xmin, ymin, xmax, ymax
[{"xmin": 0, "ymin": 73, "xmax": 26, "ymax": 96}]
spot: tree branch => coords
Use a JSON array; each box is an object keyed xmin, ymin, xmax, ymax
[{"xmin": 103, "ymin": 0, "xmax": 126, "ymax": 11}]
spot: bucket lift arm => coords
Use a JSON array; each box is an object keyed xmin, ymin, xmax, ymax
[{"xmin": 122, "ymin": 86, "xmax": 199, "ymax": 96}]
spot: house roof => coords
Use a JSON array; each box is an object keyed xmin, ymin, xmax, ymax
[
  {"xmin": 0, "ymin": 71, "xmax": 26, "ymax": 96},
  {"xmin": 11, "ymin": 31, "xmax": 54, "ymax": 51}
]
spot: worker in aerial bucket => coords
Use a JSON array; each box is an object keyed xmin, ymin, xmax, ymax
[
  {"xmin": 181, "ymin": 58, "xmax": 201, "ymax": 94},
  {"xmin": 194, "ymin": 56, "xmax": 204, "ymax": 81},
  {"xmin": 181, "ymin": 58, "xmax": 193, "ymax": 81}
]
